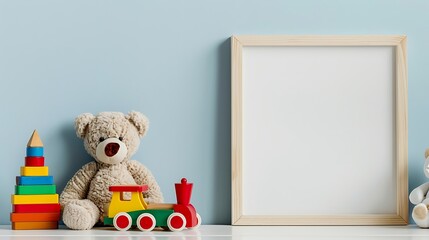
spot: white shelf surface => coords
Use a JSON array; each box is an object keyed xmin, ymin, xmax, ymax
[{"xmin": 1, "ymin": 225, "xmax": 429, "ymax": 239}]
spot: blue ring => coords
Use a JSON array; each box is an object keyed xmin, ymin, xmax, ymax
[{"xmin": 26, "ymin": 147, "xmax": 44, "ymax": 157}]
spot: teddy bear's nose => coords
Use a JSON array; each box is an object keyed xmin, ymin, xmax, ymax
[{"xmin": 105, "ymin": 142, "xmax": 120, "ymax": 157}]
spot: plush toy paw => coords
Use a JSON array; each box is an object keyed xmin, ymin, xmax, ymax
[
  {"xmin": 414, "ymin": 203, "xmax": 428, "ymax": 220},
  {"xmin": 412, "ymin": 203, "xmax": 429, "ymax": 228},
  {"xmin": 62, "ymin": 200, "xmax": 100, "ymax": 230},
  {"xmin": 410, "ymin": 190, "xmax": 424, "ymax": 205}
]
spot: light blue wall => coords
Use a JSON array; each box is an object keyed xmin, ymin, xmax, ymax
[{"xmin": 0, "ymin": 0, "xmax": 427, "ymax": 225}]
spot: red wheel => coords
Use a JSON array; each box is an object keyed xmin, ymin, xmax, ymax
[
  {"xmin": 113, "ymin": 212, "xmax": 132, "ymax": 231},
  {"xmin": 167, "ymin": 212, "xmax": 186, "ymax": 231},
  {"xmin": 188, "ymin": 213, "xmax": 201, "ymax": 229},
  {"xmin": 136, "ymin": 213, "xmax": 156, "ymax": 232}
]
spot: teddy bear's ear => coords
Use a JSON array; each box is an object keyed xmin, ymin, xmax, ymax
[
  {"xmin": 425, "ymin": 148, "xmax": 429, "ymax": 159},
  {"xmin": 75, "ymin": 113, "xmax": 95, "ymax": 139},
  {"xmin": 126, "ymin": 111, "xmax": 149, "ymax": 138}
]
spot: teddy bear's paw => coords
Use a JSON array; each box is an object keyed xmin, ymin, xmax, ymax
[{"xmin": 63, "ymin": 203, "xmax": 97, "ymax": 230}]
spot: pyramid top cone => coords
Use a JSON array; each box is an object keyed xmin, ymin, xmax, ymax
[{"xmin": 27, "ymin": 130, "xmax": 43, "ymax": 147}]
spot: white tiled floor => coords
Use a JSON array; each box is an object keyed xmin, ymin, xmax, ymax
[{"xmin": 1, "ymin": 225, "xmax": 429, "ymax": 239}]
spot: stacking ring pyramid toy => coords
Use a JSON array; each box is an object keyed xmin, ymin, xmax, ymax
[{"xmin": 10, "ymin": 130, "xmax": 61, "ymax": 230}]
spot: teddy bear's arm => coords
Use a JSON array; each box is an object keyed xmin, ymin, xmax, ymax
[
  {"xmin": 126, "ymin": 160, "xmax": 164, "ymax": 204},
  {"xmin": 410, "ymin": 182, "xmax": 429, "ymax": 205},
  {"xmin": 60, "ymin": 162, "xmax": 98, "ymax": 206}
]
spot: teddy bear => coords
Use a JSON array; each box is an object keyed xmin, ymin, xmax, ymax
[
  {"xmin": 409, "ymin": 149, "xmax": 429, "ymax": 228},
  {"xmin": 60, "ymin": 111, "xmax": 164, "ymax": 230}
]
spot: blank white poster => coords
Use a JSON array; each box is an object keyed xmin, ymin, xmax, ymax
[{"xmin": 241, "ymin": 46, "xmax": 396, "ymax": 215}]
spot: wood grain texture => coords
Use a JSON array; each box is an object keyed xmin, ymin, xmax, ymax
[
  {"xmin": 395, "ymin": 37, "xmax": 408, "ymax": 224},
  {"xmin": 27, "ymin": 130, "xmax": 43, "ymax": 147},
  {"xmin": 235, "ymin": 35, "xmax": 406, "ymax": 46},
  {"xmin": 231, "ymin": 36, "xmax": 243, "ymax": 225},
  {"xmin": 234, "ymin": 214, "xmax": 407, "ymax": 225},
  {"xmin": 147, "ymin": 203, "xmax": 174, "ymax": 210},
  {"xmin": 231, "ymin": 35, "xmax": 408, "ymax": 225}
]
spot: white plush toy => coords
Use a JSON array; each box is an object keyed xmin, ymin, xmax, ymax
[{"xmin": 409, "ymin": 150, "xmax": 429, "ymax": 228}]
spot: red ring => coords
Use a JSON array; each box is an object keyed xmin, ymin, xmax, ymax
[{"xmin": 25, "ymin": 157, "xmax": 45, "ymax": 166}]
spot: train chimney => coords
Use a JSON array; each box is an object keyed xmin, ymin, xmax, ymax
[{"xmin": 175, "ymin": 178, "xmax": 193, "ymax": 205}]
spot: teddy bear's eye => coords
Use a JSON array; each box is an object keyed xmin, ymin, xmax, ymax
[
  {"xmin": 99, "ymin": 137, "xmax": 105, "ymax": 142},
  {"xmin": 119, "ymin": 137, "xmax": 123, "ymax": 141}
]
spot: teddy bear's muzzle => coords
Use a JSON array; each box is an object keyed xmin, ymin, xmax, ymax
[
  {"xmin": 95, "ymin": 138, "xmax": 128, "ymax": 164},
  {"xmin": 105, "ymin": 142, "xmax": 120, "ymax": 157}
]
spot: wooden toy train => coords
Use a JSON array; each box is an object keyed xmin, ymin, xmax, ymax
[{"xmin": 104, "ymin": 178, "xmax": 201, "ymax": 231}]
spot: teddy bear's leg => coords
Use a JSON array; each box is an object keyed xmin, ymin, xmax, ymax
[
  {"xmin": 62, "ymin": 199, "xmax": 100, "ymax": 230},
  {"xmin": 412, "ymin": 203, "xmax": 429, "ymax": 228}
]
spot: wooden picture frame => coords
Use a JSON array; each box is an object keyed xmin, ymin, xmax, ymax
[{"xmin": 231, "ymin": 35, "xmax": 408, "ymax": 225}]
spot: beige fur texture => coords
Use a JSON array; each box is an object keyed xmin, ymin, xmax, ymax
[{"xmin": 60, "ymin": 111, "xmax": 163, "ymax": 230}]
